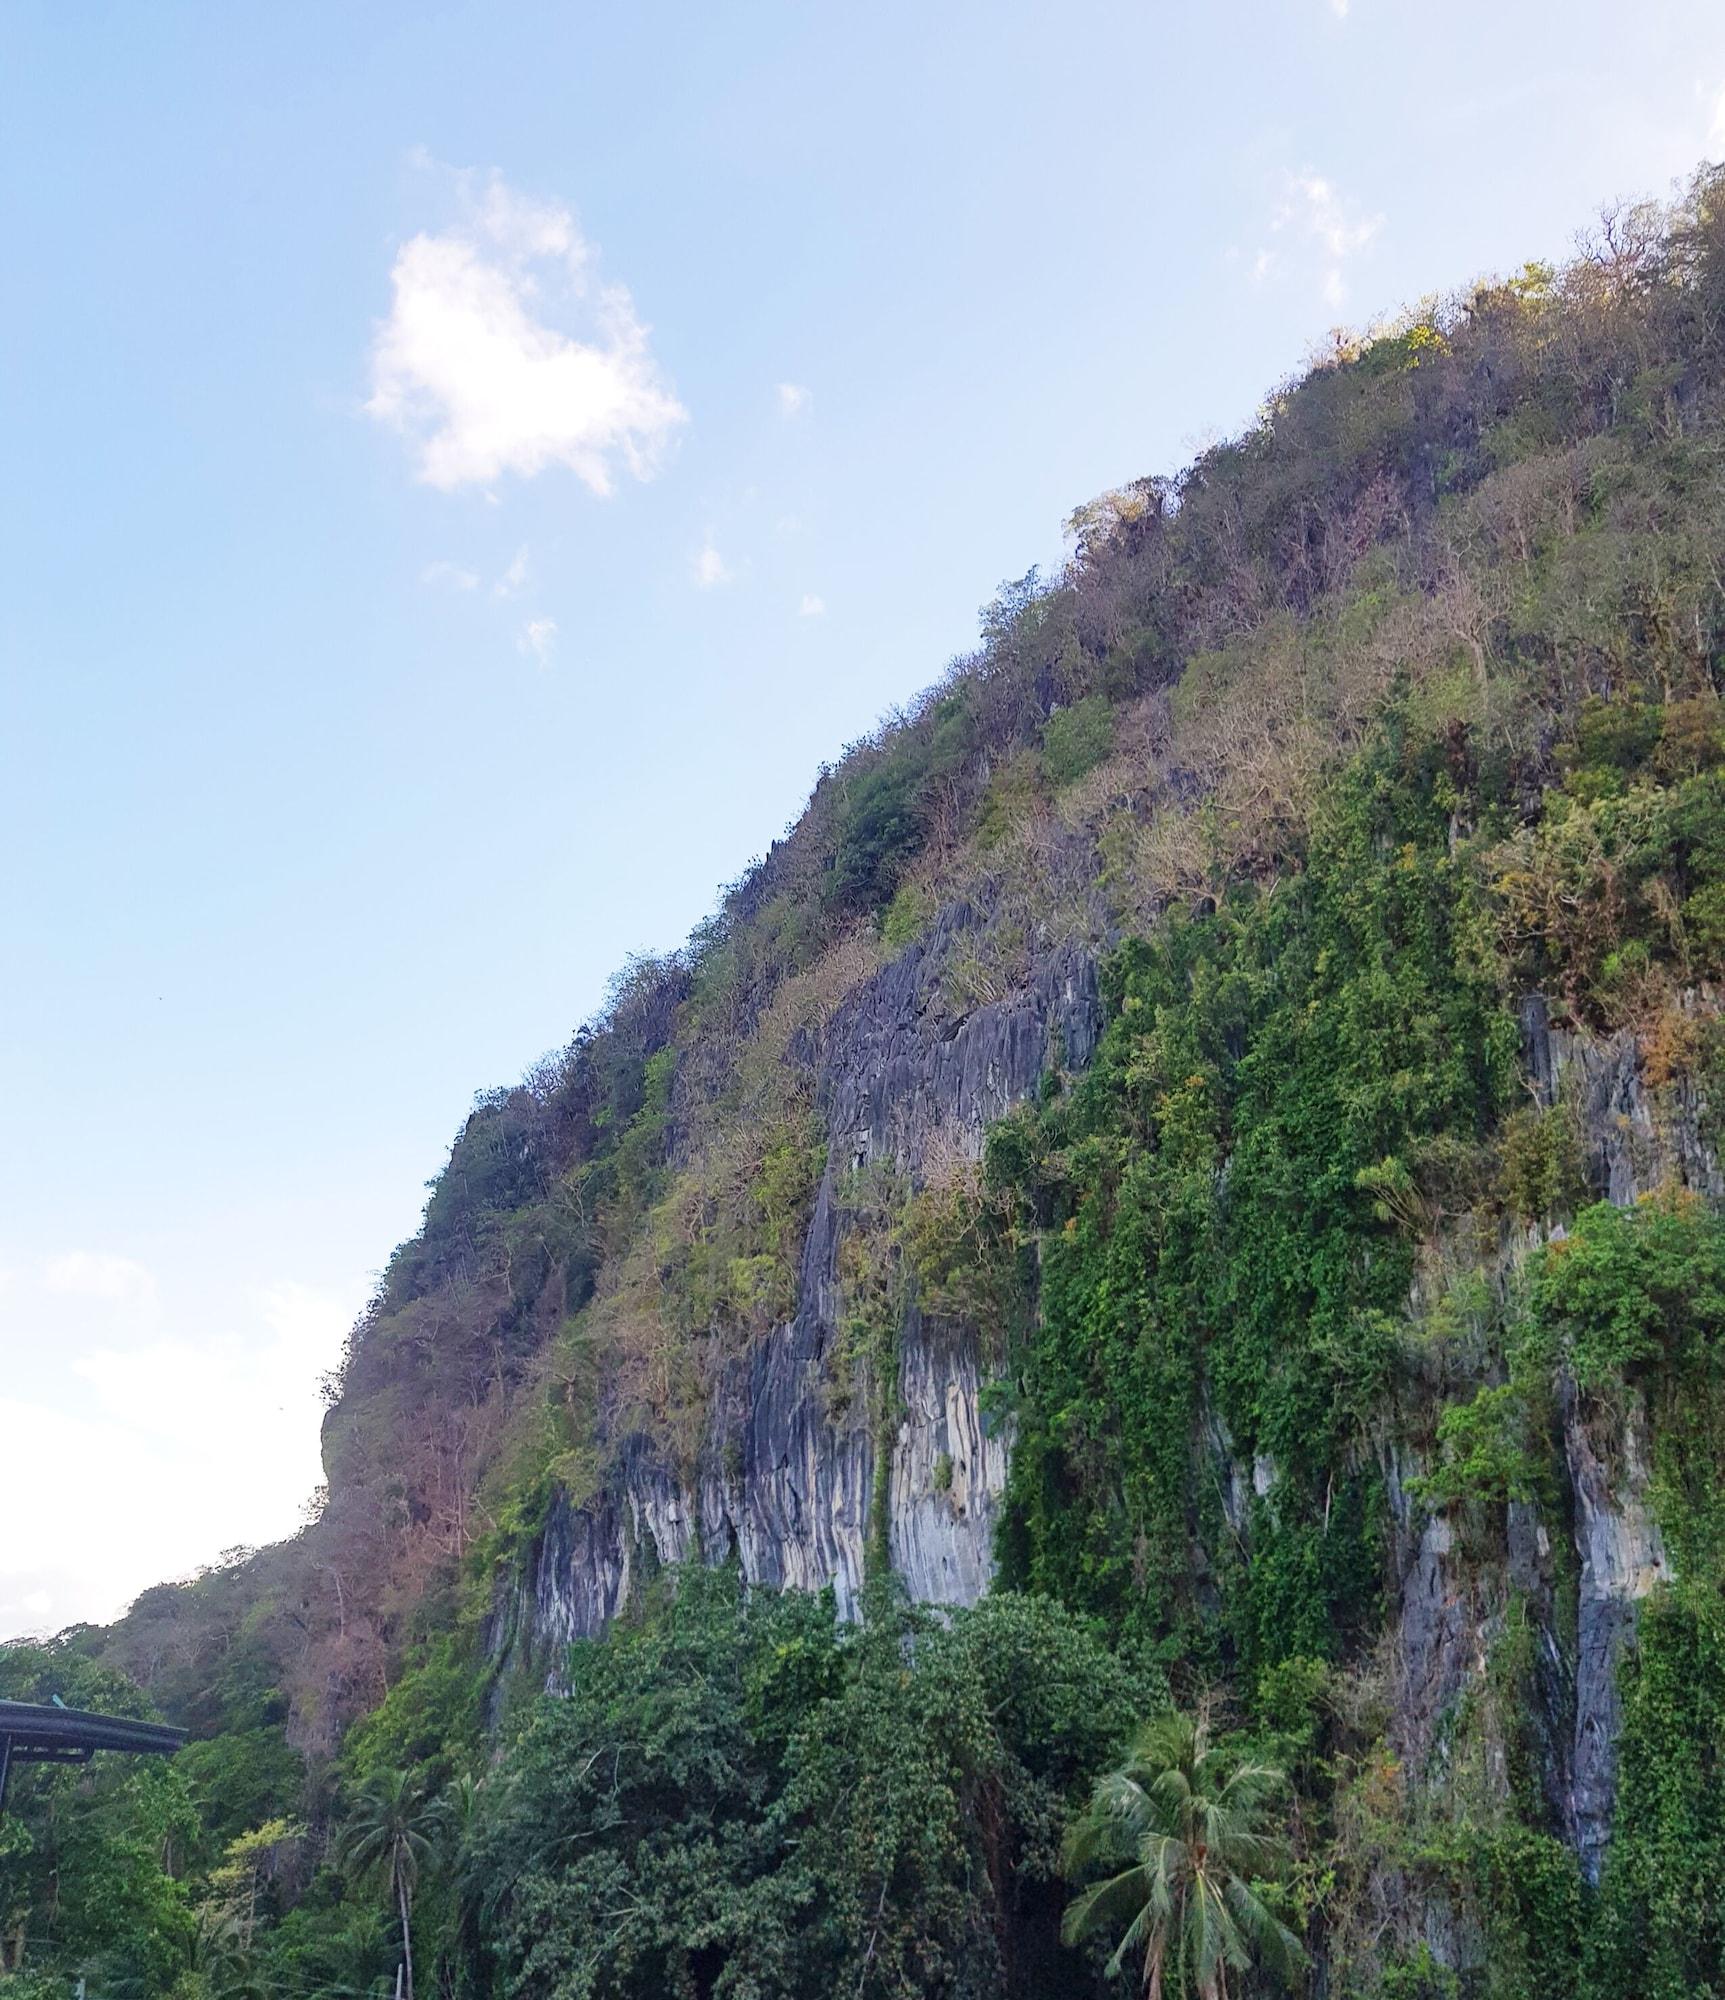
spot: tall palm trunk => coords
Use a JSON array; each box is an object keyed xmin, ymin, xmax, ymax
[{"xmin": 395, "ymin": 1851, "xmax": 415, "ymax": 2000}]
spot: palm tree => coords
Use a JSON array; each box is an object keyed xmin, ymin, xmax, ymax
[
  {"xmin": 336, "ymin": 1768, "xmax": 449, "ymax": 2000},
  {"xmin": 1062, "ymin": 1709, "xmax": 1305, "ymax": 1999},
  {"xmin": 149, "ymin": 1906, "xmax": 266, "ymax": 2000}
]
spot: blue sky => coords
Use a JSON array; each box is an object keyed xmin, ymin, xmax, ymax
[{"xmin": 4, "ymin": 0, "xmax": 1725, "ymax": 1637}]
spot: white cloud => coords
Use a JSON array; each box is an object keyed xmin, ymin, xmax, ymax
[
  {"xmin": 1258, "ymin": 170, "xmax": 1383, "ymax": 309},
  {"xmin": 42, "ymin": 1251, "xmax": 158, "ymax": 1313},
  {"xmin": 798, "ymin": 593, "xmax": 826, "ymax": 617},
  {"xmin": 694, "ymin": 542, "xmax": 730, "ymax": 589},
  {"xmin": 1280, "ymin": 172, "xmax": 1380, "ymax": 262},
  {"xmin": 0, "ymin": 1265, "xmax": 361, "ymax": 1637},
  {"xmin": 492, "ymin": 544, "xmax": 530, "ymax": 597},
  {"xmin": 73, "ymin": 1283, "xmax": 344, "ymax": 1453},
  {"xmin": 1328, "ymin": 0, "xmax": 1349, "ymax": 16},
  {"xmin": 517, "ymin": 617, "xmax": 558, "ymax": 665},
  {"xmin": 367, "ymin": 166, "xmax": 687, "ymax": 493},
  {"xmin": 777, "ymin": 381, "xmax": 812, "ymax": 419},
  {"xmin": 421, "ymin": 559, "xmax": 479, "ymax": 590}
]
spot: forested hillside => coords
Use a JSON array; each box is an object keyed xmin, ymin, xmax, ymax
[{"xmin": 9, "ymin": 167, "xmax": 1725, "ymax": 1997}]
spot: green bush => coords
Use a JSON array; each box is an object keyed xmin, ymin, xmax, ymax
[
  {"xmin": 1524, "ymin": 1192, "xmax": 1725, "ymax": 1390},
  {"xmin": 1500, "ymin": 1100, "xmax": 1588, "ymax": 1223},
  {"xmin": 1409, "ymin": 1384, "xmax": 1541, "ymax": 1511},
  {"xmin": 880, "ymin": 876, "xmax": 933, "ymax": 951},
  {"xmin": 1040, "ymin": 693, "xmax": 1114, "ymax": 788}
]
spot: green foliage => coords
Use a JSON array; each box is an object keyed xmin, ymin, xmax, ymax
[
  {"xmin": 1410, "ymin": 1384, "xmax": 1542, "ymax": 1511},
  {"xmin": 0, "ymin": 1644, "xmax": 198, "ymax": 1994},
  {"xmin": 174, "ymin": 1726, "xmax": 304, "ymax": 1861},
  {"xmin": 1559, "ymin": 695, "xmax": 1664, "ymax": 797},
  {"xmin": 880, "ymin": 876, "xmax": 934, "ymax": 952},
  {"xmin": 343, "ymin": 1634, "xmax": 481, "ymax": 1793},
  {"xmin": 1523, "ymin": 1191, "xmax": 1725, "ymax": 1391},
  {"xmin": 994, "ymin": 726, "xmax": 1516, "ymax": 1675},
  {"xmin": 792, "ymin": 1583, "xmax": 1165, "ymax": 2000},
  {"xmin": 1041, "ymin": 694, "xmax": 1114, "ymax": 788},
  {"xmin": 471, "ymin": 1567, "xmax": 834, "ymax": 1999},
  {"xmin": 1517, "ymin": 1190, "xmax": 1725, "ymax": 1998},
  {"xmin": 899, "ymin": 1167, "xmax": 1022, "ymax": 1335},
  {"xmin": 612, "ymin": 1045, "xmax": 678, "ymax": 1218},
  {"xmin": 468, "ymin": 1569, "xmax": 1153, "ymax": 1999},
  {"xmin": 1587, "ymin": 1596, "xmax": 1725, "ymax": 1999},
  {"xmin": 827, "ymin": 693, "xmax": 976, "ymax": 914},
  {"xmin": 1492, "ymin": 703, "xmax": 1725, "ymax": 1020},
  {"xmin": 1458, "ymin": 1821, "xmax": 1586, "ymax": 2000},
  {"xmin": 1499, "ymin": 1099, "xmax": 1588, "ymax": 1224}
]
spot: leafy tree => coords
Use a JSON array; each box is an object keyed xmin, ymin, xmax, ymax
[
  {"xmin": 468, "ymin": 1567, "xmax": 837, "ymax": 1998},
  {"xmin": 205, "ymin": 1817, "xmax": 303, "ymax": 1951},
  {"xmin": 1061, "ymin": 1710, "xmax": 1303, "ymax": 1999},
  {"xmin": 788, "ymin": 1582, "xmax": 1162, "ymax": 1999}
]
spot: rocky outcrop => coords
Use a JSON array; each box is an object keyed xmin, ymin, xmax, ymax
[
  {"xmin": 1378, "ymin": 994, "xmax": 1714, "ymax": 1930},
  {"xmin": 512, "ymin": 969, "xmax": 1715, "ymax": 1915},
  {"xmin": 1563, "ymin": 1383, "xmax": 1669, "ymax": 1881},
  {"xmin": 505, "ymin": 916, "xmax": 1100, "ymax": 1682},
  {"xmin": 1521, "ymin": 990, "xmax": 1724, "ymax": 1203},
  {"xmin": 888, "ymin": 1312, "xmax": 1010, "ymax": 1606},
  {"xmin": 819, "ymin": 924, "xmax": 1102, "ymax": 1179}
]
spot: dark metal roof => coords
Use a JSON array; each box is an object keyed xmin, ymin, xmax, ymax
[{"xmin": 0, "ymin": 1698, "xmax": 184, "ymax": 1763}]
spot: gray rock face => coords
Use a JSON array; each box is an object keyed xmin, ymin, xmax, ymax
[
  {"xmin": 889, "ymin": 1313, "xmax": 1011, "ymax": 1606},
  {"xmin": 508, "ymin": 918, "xmax": 1101, "ymax": 1671},
  {"xmin": 1521, "ymin": 990, "xmax": 1724, "ymax": 1203},
  {"xmin": 1387, "ymin": 1459, "xmax": 1490, "ymax": 1788},
  {"xmin": 1563, "ymin": 1384, "xmax": 1669, "ymax": 1882},
  {"xmin": 820, "ymin": 928, "xmax": 1102, "ymax": 1179},
  {"xmin": 1380, "ymin": 996, "xmax": 1715, "ymax": 1928}
]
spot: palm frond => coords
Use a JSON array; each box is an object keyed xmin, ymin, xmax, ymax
[
  {"xmin": 1062, "ymin": 1863, "xmax": 1153, "ymax": 1945},
  {"xmin": 1224, "ymin": 1874, "xmax": 1307, "ymax": 1979},
  {"xmin": 1063, "ymin": 1708, "xmax": 1299, "ymax": 1999}
]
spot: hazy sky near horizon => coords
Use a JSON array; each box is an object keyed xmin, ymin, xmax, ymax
[{"xmin": 4, "ymin": 0, "xmax": 1725, "ymax": 1640}]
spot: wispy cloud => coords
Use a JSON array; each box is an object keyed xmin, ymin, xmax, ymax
[
  {"xmin": 492, "ymin": 545, "xmax": 530, "ymax": 597},
  {"xmin": 798, "ymin": 593, "xmax": 825, "ymax": 617},
  {"xmin": 777, "ymin": 382, "xmax": 812, "ymax": 419},
  {"xmin": 1253, "ymin": 169, "xmax": 1383, "ymax": 309},
  {"xmin": 421, "ymin": 559, "xmax": 479, "ymax": 590},
  {"xmin": 517, "ymin": 617, "xmax": 558, "ymax": 666},
  {"xmin": 42, "ymin": 1252, "xmax": 158, "ymax": 1313},
  {"xmin": 367, "ymin": 165, "xmax": 687, "ymax": 493},
  {"xmin": 694, "ymin": 542, "xmax": 730, "ymax": 589}
]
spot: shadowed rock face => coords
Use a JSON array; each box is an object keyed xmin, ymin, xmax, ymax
[{"xmin": 1563, "ymin": 1384, "xmax": 1669, "ymax": 1882}]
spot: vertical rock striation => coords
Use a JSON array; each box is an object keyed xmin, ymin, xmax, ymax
[{"xmin": 507, "ymin": 926, "xmax": 1100, "ymax": 1678}]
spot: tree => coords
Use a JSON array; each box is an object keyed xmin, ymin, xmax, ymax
[
  {"xmin": 1061, "ymin": 1711, "xmax": 1303, "ymax": 2000},
  {"xmin": 467, "ymin": 1567, "xmax": 839, "ymax": 2000},
  {"xmin": 169, "ymin": 1905, "xmax": 268, "ymax": 2000},
  {"xmin": 335, "ymin": 1768, "xmax": 447, "ymax": 2000},
  {"xmin": 206, "ymin": 1817, "xmax": 303, "ymax": 1950}
]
